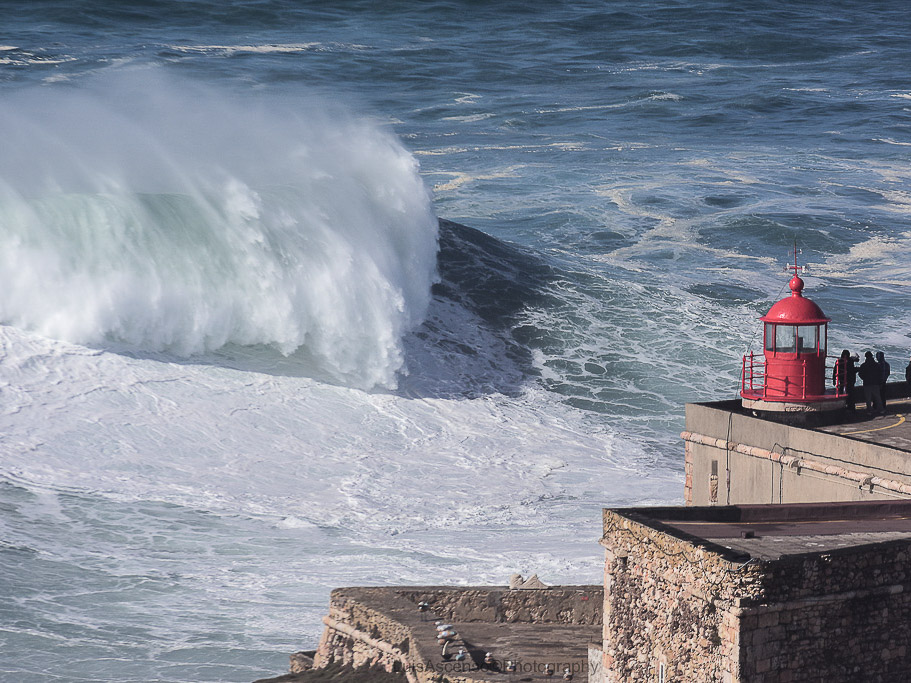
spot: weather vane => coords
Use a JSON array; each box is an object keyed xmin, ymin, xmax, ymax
[{"xmin": 784, "ymin": 240, "xmax": 807, "ymax": 277}]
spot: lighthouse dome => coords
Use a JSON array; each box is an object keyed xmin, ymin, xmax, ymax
[{"xmin": 760, "ymin": 276, "xmax": 830, "ymax": 324}]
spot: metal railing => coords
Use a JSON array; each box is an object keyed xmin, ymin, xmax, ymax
[{"xmin": 741, "ymin": 352, "xmax": 848, "ymax": 401}]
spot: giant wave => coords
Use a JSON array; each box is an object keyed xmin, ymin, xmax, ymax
[{"xmin": 0, "ymin": 75, "xmax": 438, "ymax": 390}]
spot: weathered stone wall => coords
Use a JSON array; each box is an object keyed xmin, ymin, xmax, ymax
[
  {"xmin": 602, "ymin": 508, "xmax": 911, "ymax": 682},
  {"xmin": 601, "ymin": 509, "xmax": 762, "ymax": 682},
  {"xmin": 395, "ymin": 587, "xmax": 602, "ymax": 625},
  {"xmin": 736, "ymin": 543, "xmax": 911, "ymax": 682},
  {"xmin": 315, "ymin": 590, "xmax": 417, "ymax": 679}
]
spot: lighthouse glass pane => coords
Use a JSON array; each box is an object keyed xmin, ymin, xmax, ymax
[
  {"xmin": 797, "ymin": 325, "xmax": 818, "ymax": 353},
  {"xmin": 764, "ymin": 324, "xmax": 774, "ymax": 351},
  {"xmin": 775, "ymin": 324, "xmax": 796, "ymax": 353}
]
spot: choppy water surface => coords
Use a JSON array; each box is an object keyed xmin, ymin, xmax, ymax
[{"xmin": 1, "ymin": 1, "xmax": 910, "ymax": 680}]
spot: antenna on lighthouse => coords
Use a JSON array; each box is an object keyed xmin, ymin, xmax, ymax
[{"xmin": 784, "ymin": 241, "xmax": 808, "ymax": 276}]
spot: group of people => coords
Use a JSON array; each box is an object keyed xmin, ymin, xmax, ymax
[{"xmin": 834, "ymin": 350, "xmax": 911, "ymax": 416}]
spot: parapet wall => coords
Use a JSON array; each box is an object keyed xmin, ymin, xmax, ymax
[
  {"xmin": 683, "ymin": 399, "xmax": 911, "ymax": 506},
  {"xmin": 739, "ymin": 554, "xmax": 910, "ymax": 680},
  {"xmin": 394, "ymin": 587, "xmax": 602, "ymax": 625}
]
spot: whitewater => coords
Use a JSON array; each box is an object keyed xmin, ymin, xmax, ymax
[
  {"xmin": 3, "ymin": 1, "xmax": 911, "ymax": 681},
  {"xmin": 0, "ymin": 70, "xmax": 678, "ymax": 683}
]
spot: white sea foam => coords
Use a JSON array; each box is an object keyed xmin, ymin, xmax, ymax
[
  {"xmin": 874, "ymin": 137, "xmax": 911, "ymax": 147},
  {"xmin": 441, "ymin": 112, "xmax": 496, "ymax": 123},
  {"xmin": 0, "ymin": 74, "xmax": 438, "ymax": 390},
  {"xmin": 413, "ymin": 147, "xmax": 470, "ymax": 156},
  {"xmin": 649, "ymin": 92, "xmax": 683, "ymax": 101},
  {"xmin": 0, "ymin": 322, "xmax": 678, "ymax": 560},
  {"xmin": 816, "ymin": 232, "xmax": 911, "ymax": 286},
  {"xmin": 454, "ymin": 93, "xmax": 481, "ymax": 104},
  {"xmin": 606, "ymin": 60, "xmax": 727, "ymax": 75},
  {"xmin": 431, "ymin": 165, "xmax": 525, "ymax": 192},
  {"xmin": 0, "ymin": 55, "xmax": 75, "ymax": 65},
  {"xmin": 536, "ymin": 92, "xmax": 681, "ymax": 115},
  {"xmin": 415, "ymin": 142, "xmax": 586, "ymax": 157},
  {"xmin": 535, "ymin": 102, "xmax": 627, "ymax": 114},
  {"xmin": 173, "ymin": 43, "xmax": 317, "ymax": 54},
  {"xmin": 169, "ymin": 42, "xmax": 370, "ymax": 56}
]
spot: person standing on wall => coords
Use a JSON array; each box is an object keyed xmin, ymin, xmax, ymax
[
  {"xmin": 834, "ymin": 349, "xmax": 857, "ymax": 412},
  {"xmin": 859, "ymin": 351, "xmax": 884, "ymax": 416},
  {"xmin": 876, "ymin": 351, "xmax": 890, "ymax": 412},
  {"xmin": 905, "ymin": 355, "xmax": 911, "ymax": 384}
]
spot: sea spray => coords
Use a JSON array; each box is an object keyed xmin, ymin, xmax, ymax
[{"xmin": 0, "ymin": 74, "xmax": 438, "ymax": 389}]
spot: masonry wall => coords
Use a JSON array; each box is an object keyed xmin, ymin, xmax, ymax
[
  {"xmin": 601, "ymin": 510, "xmax": 762, "ymax": 682},
  {"xmin": 315, "ymin": 590, "xmax": 417, "ymax": 677},
  {"xmin": 394, "ymin": 587, "xmax": 602, "ymax": 625},
  {"xmin": 735, "ymin": 542, "xmax": 911, "ymax": 682},
  {"xmin": 602, "ymin": 508, "xmax": 911, "ymax": 683}
]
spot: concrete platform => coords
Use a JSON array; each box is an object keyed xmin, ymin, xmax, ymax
[
  {"xmin": 816, "ymin": 397, "xmax": 911, "ymax": 452},
  {"xmin": 683, "ymin": 385, "xmax": 911, "ymax": 507},
  {"xmin": 642, "ymin": 500, "xmax": 911, "ymax": 560},
  {"xmin": 314, "ymin": 586, "xmax": 602, "ymax": 682}
]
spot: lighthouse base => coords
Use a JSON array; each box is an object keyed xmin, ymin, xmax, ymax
[{"xmin": 741, "ymin": 396, "xmax": 845, "ymax": 426}]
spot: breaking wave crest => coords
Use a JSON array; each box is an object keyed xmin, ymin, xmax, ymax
[{"xmin": 0, "ymin": 74, "xmax": 438, "ymax": 389}]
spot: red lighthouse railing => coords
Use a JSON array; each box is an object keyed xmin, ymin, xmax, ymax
[{"xmin": 741, "ymin": 352, "xmax": 849, "ymax": 402}]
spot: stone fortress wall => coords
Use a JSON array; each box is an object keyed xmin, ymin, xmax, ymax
[{"xmin": 601, "ymin": 506, "xmax": 911, "ymax": 683}]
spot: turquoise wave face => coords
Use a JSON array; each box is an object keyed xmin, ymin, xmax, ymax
[{"xmin": 0, "ymin": 75, "xmax": 438, "ymax": 390}]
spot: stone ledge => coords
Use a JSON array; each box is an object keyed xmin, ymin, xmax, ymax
[{"xmin": 310, "ymin": 586, "xmax": 601, "ymax": 682}]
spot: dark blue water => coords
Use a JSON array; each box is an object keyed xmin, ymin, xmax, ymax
[{"xmin": 2, "ymin": 1, "xmax": 911, "ymax": 680}]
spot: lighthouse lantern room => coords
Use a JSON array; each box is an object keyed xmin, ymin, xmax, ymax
[{"xmin": 741, "ymin": 249, "xmax": 846, "ymax": 418}]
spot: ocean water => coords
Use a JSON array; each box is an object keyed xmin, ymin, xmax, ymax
[{"xmin": 2, "ymin": 1, "xmax": 910, "ymax": 680}]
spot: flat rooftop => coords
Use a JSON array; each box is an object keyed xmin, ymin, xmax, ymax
[
  {"xmin": 610, "ymin": 500, "xmax": 911, "ymax": 561},
  {"xmin": 815, "ymin": 397, "xmax": 911, "ymax": 452},
  {"xmin": 328, "ymin": 586, "xmax": 601, "ymax": 682}
]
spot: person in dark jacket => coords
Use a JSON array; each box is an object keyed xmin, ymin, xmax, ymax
[
  {"xmin": 858, "ymin": 351, "xmax": 884, "ymax": 415},
  {"xmin": 834, "ymin": 349, "xmax": 857, "ymax": 411},
  {"xmin": 906, "ymin": 356, "xmax": 911, "ymax": 384},
  {"xmin": 876, "ymin": 351, "xmax": 890, "ymax": 411}
]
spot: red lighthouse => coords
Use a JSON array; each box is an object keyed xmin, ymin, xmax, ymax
[{"xmin": 741, "ymin": 251, "xmax": 846, "ymax": 418}]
